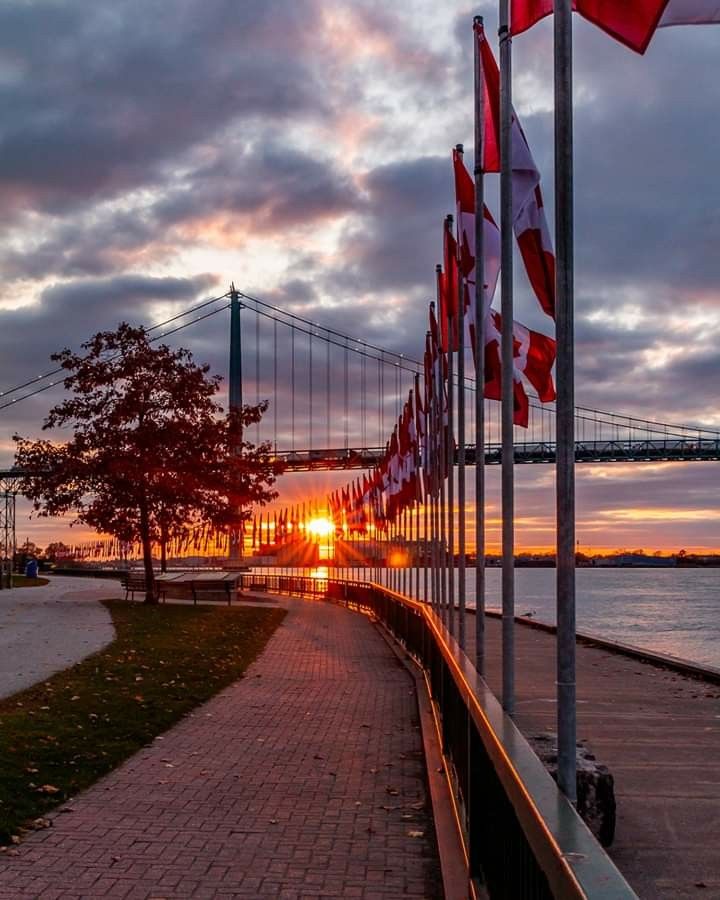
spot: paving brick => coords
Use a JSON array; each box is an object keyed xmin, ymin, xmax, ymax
[{"xmin": 0, "ymin": 597, "xmax": 442, "ymax": 898}]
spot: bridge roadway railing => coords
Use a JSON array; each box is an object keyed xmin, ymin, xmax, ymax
[
  {"xmin": 274, "ymin": 437, "xmax": 720, "ymax": 471},
  {"xmin": 3, "ymin": 436, "xmax": 719, "ymax": 480},
  {"xmin": 239, "ymin": 572, "xmax": 636, "ymax": 899}
]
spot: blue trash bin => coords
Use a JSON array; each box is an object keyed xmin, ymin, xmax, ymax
[{"xmin": 25, "ymin": 559, "xmax": 39, "ymax": 579}]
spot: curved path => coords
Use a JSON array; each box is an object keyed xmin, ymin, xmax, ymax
[
  {"xmin": 0, "ymin": 596, "xmax": 442, "ymax": 899},
  {"xmin": 0, "ymin": 575, "xmax": 117, "ymax": 699}
]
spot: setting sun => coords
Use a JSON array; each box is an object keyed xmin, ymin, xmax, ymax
[{"xmin": 306, "ymin": 516, "xmax": 335, "ymax": 538}]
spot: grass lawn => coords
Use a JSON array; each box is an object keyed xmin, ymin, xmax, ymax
[
  {"xmin": 10, "ymin": 575, "xmax": 50, "ymax": 588},
  {"xmin": 0, "ymin": 599, "xmax": 286, "ymax": 844}
]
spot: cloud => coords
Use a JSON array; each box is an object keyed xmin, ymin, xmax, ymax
[
  {"xmin": 0, "ymin": 274, "xmax": 218, "ymax": 446},
  {"xmin": 0, "ymin": 0, "xmax": 329, "ymax": 219}
]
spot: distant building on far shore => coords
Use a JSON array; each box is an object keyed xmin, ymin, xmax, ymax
[{"xmin": 594, "ymin": 553, "xmax": 677, "ymax": 568}]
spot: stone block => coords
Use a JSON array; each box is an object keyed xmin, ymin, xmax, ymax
[{"xmin": 529, "ymin": 732, "xmax": 616, "ymax": 847}]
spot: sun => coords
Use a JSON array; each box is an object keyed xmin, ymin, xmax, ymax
[{"xmin": 306, "ymin": 516, "xmax": 335, "ymax": 538}]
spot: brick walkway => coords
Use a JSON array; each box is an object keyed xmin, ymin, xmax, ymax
[{"xmin": 0, "ymin": 598, "xmax": 442, "ymax": 899}]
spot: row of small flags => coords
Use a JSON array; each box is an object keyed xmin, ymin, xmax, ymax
[
  {"xmin": 324, "ymin": 3, "xmax": 719, "ymax": 532},
  {"xmin": 54, "ymin": 505, "xmax": 327, "ymax": 562}
]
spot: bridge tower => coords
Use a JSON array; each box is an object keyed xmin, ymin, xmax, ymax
[{"xmin": 228, "ymin": 284, "xmax": 243, "ymax": 563}]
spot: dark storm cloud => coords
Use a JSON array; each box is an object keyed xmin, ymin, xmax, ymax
[
  {"xmin": 289, "ymin": 154, "xmax": 454, "ymax": 356},
  {"xmin": 0, "ymin": 0, "xmax": 327, "ymax": 217},
  {"xmin": 508, "ymin": 22, "xmax": 720, "ymax": 298},
  {"xmin": 347, "ymin": 155, "xmax": 455, "ymax": 290},
  {"xmin": 0, "ymin": 142, "xmax": 361, "ymax": 282},
  {"xmin": 0, "ymin": 273, "xmax": 217, "ymax": 445},
  {"xmin": 154, "ymin": 142, "xmax": 361, "ymax": 235}
]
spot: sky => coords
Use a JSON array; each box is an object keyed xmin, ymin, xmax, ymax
[{"xmin": 0, "ymin": 0, "xmax": 718, "ymax": 553}]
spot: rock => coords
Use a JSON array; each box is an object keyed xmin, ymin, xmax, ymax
[{"xmin": 529, "ymin": 733, "xmax": 616, "ymax": 847}]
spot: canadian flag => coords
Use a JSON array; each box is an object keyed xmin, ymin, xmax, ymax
[
  {"xmin": 475, "ymin": 24, "xmax": 555, "ymax": 320},
  {"xmin": 452, "ymin": 149, "xmax": 502, "ymax": 323},
  {"xmin": 483, "ymin": 321, "xmax": 531, "ymax": 428},
  {"xmin": 439, "ymin": 219, "xmax": 460, "ymax": 353},
  {"xmin": 511, "ymin": 1, "xmax": 718, "ymax": 54},
  {"xmin": 509, "ymin": 316, "xmax": 557, "ymax": 403},
  {"xmin": 484, "ymin": 311, "xmax": 557, "ymax": 428}
]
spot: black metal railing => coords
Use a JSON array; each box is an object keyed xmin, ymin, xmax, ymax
[{"xmin": 316, "ymin": 579, "xmax": 636, "ymax": 900}]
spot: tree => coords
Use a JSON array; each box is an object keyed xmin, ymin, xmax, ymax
[
  {"xmin": 14, "ymin": 323, "xmax": 283, "ymax": 602},
  {"xmin": 43, "ymin": 541, "xmax": 71, "ymax": 562}
]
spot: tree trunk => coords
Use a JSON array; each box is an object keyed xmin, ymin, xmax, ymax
[
  {"xmin": 160, "ymin": 521, "xmax": 168, "ymax": 574},
  {"xmin": 139, "ymin": 495, "xmax": 157, "ymax": 604}
]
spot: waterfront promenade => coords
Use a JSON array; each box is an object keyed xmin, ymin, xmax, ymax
[
  {"xmin": 474, "ymin": 613, "xmax": 720, "ymax": 900},
  {"xmin": 0, "ymin": 595, "xmax": 442, "ymax": 899}
]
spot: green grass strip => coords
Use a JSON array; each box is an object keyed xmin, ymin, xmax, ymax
[
  {"xmin": 10, "ymin": 575, "xmax": 50, "ymax": 588},
  {"xmin": 0, "ymin": 599, "xmax": 285, "ymax": 844}
]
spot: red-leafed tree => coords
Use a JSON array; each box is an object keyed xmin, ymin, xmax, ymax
[{"xmin": 14, "ymin": 323, "xmax": 283, "ymax": 602}]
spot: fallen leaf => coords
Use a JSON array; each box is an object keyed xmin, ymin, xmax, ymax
[
  {"xmin": 37, "ymin": 784, "xmax": 60, "ymax": 795},
  {"xmin": 407, "ymin": 830, "xmax": 425, "ymax": 838}
]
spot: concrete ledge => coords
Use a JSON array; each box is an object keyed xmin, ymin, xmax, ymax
[{"xmin": 483, "ymin": 609, "xmax": 720, "ymax": 685}]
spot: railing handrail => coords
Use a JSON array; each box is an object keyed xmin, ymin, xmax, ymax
[{"xmin": 320, "ymin": 577, "xmax": 637, "ymax": 899}]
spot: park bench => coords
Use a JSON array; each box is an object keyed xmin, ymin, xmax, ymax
[
  {"xmin": 154, "ymin": 573, "xmax": 242, "ymax": 605},
  {"xmin": 189, "ymin": 578, "xmax": 236, "ymax": 605},
  {"xmin": 121, "ymin": 573, "xmax": 168, "ymax": 602}
]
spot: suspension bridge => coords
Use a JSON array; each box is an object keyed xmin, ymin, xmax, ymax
[
  {"xmin": 1, "ymin": 287, "xmax": 718, "ymax": 474},
  {"xmin": 2, "ymin": 286, "xmax": 717, "ymax": 571}
]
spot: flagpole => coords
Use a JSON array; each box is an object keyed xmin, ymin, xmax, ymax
[
  {"xmin": 435, "ymin": 298, "xmax": 447, "ymax": 620},
  {"xmin": 499, "ymin": 0, "xmax": 515, "ymax": 715},
  {"xmin": 402, "ymin": 506, "xmax": 408, "ymax": 597},
  {"xmin": 455, "ymin": 148, "xmax": 468, "ymax": 651},
  {"xmin": 554, "ymin": 0, "xmax": 577, "ymax": 803},
  {"xmin": 473, "ymin": 16, "xmax": 487, "ymax": 675},
  {"xmin": 427, "ymin": 327, "xmax": 439, "ymax": 614},
  {"xmin": 445, "ymin": 216, "xmax": 456, "ymax": 637},
  {"xmin": 413, "ymin": 500, "xmax": 419, "ymax": 601},
  {"xmin": 423, "ymin": 491, "xmax": 429, "ymax": 603},
  {"xmin": 229, "ymin": 284, "xmax": 243, "ymax": 563}
]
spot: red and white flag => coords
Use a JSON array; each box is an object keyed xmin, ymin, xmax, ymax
[
  {"xmin": 475, "ymin": 24, "xmax": 556, "ymax": 320},
  {"xmin": 511, "ymin": 2, "xmax": 666, "ymax": 52},
  {"xmin": 511, "ymin": 1, "xmax": 718, "ymax": 54},
  {"xmin": 483, "ymin": 321, "xmax": 531, "ymax": 428},
  {"xmin": 438, "ymin": 218, "xmax": 459, "ymax": 353},
  {"xmin": 484, "ymin": 312, "xmax": 557, "ymax": 428},
  {"xmin": 452, "ymin": 149, "xmax": 501, "ymax": 324},
  {"xmin": 509, "ymin": 315, "xmax": 557, "ymax": 403}
]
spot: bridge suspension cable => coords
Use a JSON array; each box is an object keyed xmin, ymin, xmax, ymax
[
  {"xmin": 0, "ymin": 291, "xmax": 232, "ymax": 412},
  {"xmin": 2, "ymin": 283, "xmax": 719, "ymax": 450}
]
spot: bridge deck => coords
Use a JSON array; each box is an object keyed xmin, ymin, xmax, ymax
[
  {"xmin": 273, "ymin": 438, "xmax": 720, "ymax": 471},
  {"xmin": 469, "ymin": 612, "xmax": 720, "ymax": 900}
]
